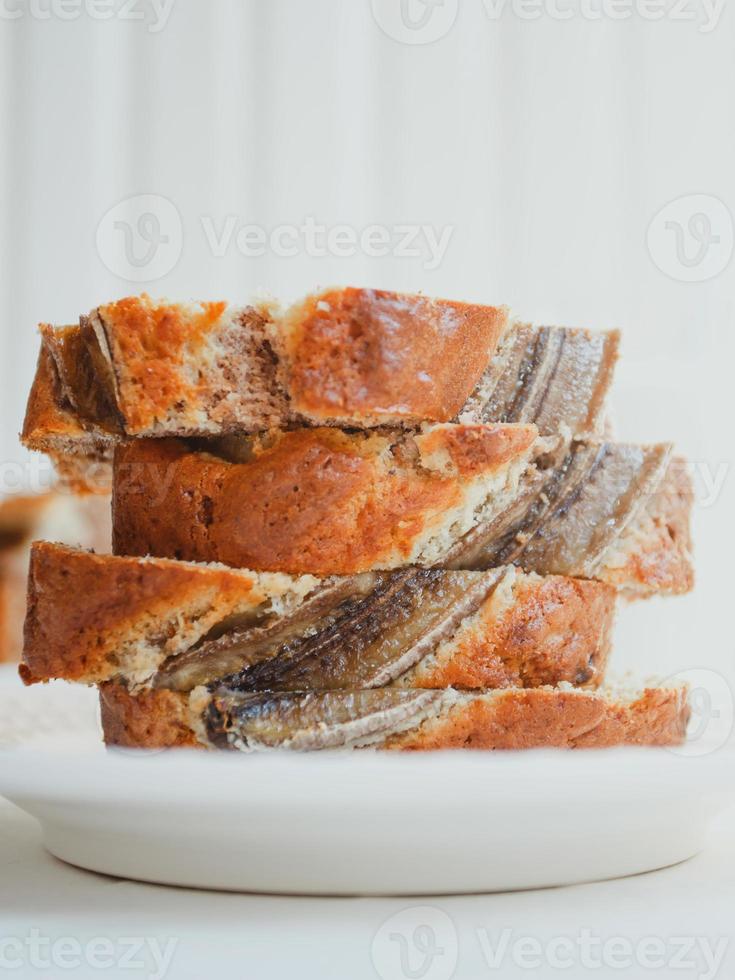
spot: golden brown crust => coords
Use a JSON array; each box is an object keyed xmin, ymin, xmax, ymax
[
  {"xmin": 25, "ymin": 298, "xmax": 288, "ymax": 454},
  {"xmin": 97, "ymin": 685, "xmax": 689, "ymax": 751},
  {"xmin": 601, "ymin": 459, "xmax": 695, "ymax": 596},
  {"xmin": 112, "ymin": 426, "xmax": 536, "ymax": 576},
  {"xmin": 90, "ymin": 295, "xmax": 290, "ymax": 436},
  {"xmin": 20, "ymin": 542, "xmax": 266, "ymax": 685},
  {"xmin": 94, "ymin": 295, "xmax": 230, "ymax": 432},
  {"xmin": 412, "ymin": 576, "xmax": 614, "ymax": 689},
  {"xmin": 389, "ymin": 688, "xmax": 689, "ymax": 750},
  {"xmin": 281, "ymin": 288, "xmax": 508, "ymax": 425},
  {"xmin": 21, "ymin": 344, "xmax": 115, "ymax": 494},
  {"xmin": 99, "ymin": 683, "xmax": 200, "ymax": 749},
  {"xmin": 21, "ymin": 345, "xmax": 87, "ymax": 448}
]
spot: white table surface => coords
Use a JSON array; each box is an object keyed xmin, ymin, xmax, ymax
[{"xmin": 1, "ymin": 796, "xmax": 732, "ymax": 980}]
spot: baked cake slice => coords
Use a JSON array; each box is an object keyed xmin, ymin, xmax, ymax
[{"xmin": 21, "ymin": 543, "xmax": 614, "ymax": 694}]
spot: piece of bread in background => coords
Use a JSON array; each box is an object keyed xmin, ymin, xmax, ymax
[{"xmin": 0, "ymin": 493, "xmax": 110, "ymax": 663}]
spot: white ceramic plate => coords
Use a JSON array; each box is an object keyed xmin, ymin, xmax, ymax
[{"xmin": 0, "ymin": 666, "xmax": 732, "ymax": 895}]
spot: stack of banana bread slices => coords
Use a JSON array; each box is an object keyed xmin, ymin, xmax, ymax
[{"xmin": 20, "ymin": 288, "xmax": 693, "ymax": 752}]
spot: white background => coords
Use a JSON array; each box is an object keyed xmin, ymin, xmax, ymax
[{"xmin": 0, "ymin": 4, "xmax": 734, "ymax": 976}]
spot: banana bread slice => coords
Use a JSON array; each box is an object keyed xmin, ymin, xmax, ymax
[
  {"xmin": 25, "ymin": 290, "xmax": 504, "ymax": 441},
  {"xmin": 110, "ymin": 428, "xmax": 693, "ymax": 594},
  {"xmin": 21, "ymin": 543, "xmax": 614, "ymax": 693},
  {"xmin": 112, "ymin": 423, "xmax": 538, "ymax": 576},
  {"xmin": 21, "ymin": 290, "xmax": 619, "ymax": 492},
  {"xmin": 98, "ymin": 683, "xmax": 689, "ymax": 751}
]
